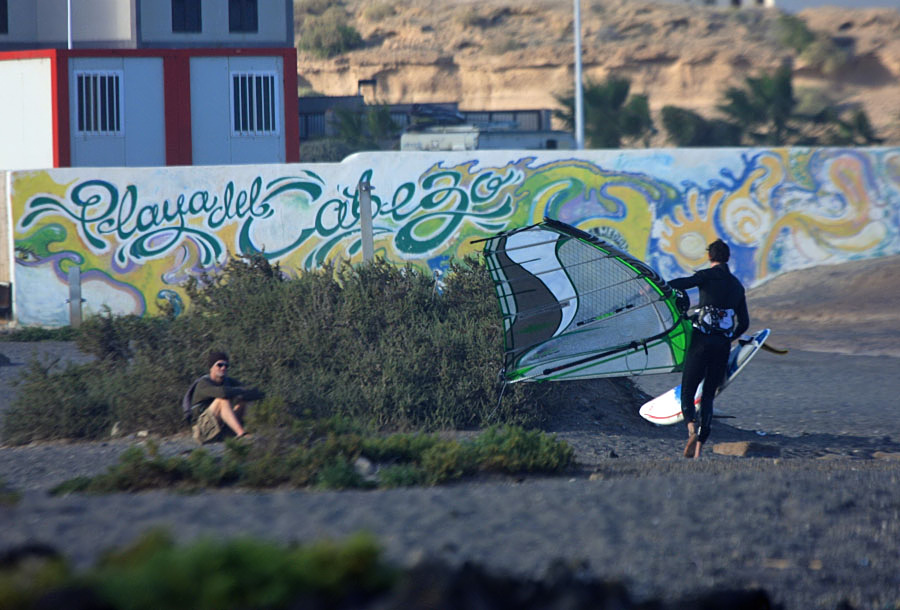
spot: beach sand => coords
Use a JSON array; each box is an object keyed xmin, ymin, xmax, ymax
[{"xmin": 1, "ymin": 256, "xmax": 900, "ymax": 609}]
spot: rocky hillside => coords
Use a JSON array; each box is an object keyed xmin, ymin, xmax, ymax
[{"xmin": 294, "ymin": 0, "xmax": 900, "ymax": 144}]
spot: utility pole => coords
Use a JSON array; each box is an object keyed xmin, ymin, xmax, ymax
[{"xmin": 574, "ymin": 0, "xmax": 585, "ymax": 150}]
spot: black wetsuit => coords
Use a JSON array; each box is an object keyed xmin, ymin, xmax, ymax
[{"xmin": 669, "ymin": 264, "xmax": 749, "ymax": 443}]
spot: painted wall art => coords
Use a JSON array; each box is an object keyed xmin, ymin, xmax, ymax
[{"xmin": 9, "ymin": 147, "xmax": 900, "ymax": 326}]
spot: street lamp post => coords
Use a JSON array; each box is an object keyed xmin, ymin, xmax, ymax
[
  {"xmin": 574, "ymin": 0, "xmax": 585, "ymax": 150},
  {"xmin": 67, "ymin": 0, "xmax": 73, "ymax": 49}
]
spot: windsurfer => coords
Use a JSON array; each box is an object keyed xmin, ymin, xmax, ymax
[{"xmin": 669, "ymin": 239, "xmax": 749, "ymax": 458}]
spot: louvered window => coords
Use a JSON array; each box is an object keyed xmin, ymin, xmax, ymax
[
  {"xmin": 75, "ymin": 71, "xmax": 123, "ymax": 135},
  {"xmin": 231, "ymin": 72, "xmax": 278, "ymax": 136}
]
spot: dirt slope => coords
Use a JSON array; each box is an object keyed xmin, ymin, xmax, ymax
[{"xmin": 296, "ymin": 0, "xmax": 900, "ymax": 143}]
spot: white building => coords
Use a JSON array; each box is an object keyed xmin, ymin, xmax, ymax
[
  {"xmin": 0, "ymin": 0, "xmax": 299, "ymax": 169},
  {"xmin": 401, "ymin": 125, "xmax": 575, "ymax": 152}
]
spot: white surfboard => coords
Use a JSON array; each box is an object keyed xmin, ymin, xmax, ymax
[{"xmin": 639, "ymin": 328, "xmax": 770, "ymax": 426}]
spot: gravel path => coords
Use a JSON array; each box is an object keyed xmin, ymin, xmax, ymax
[{"xmin": 2, "ymin": 257, "xmax": 900, "ymax": 609}]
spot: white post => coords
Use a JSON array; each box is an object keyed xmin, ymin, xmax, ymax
[
  {"xmin": 358, "ymin": 180, "xmax": 374, "ymax": 263},
  {"xmin": 573, "ymin": 0, "xmax": 585, "ymax": 150},
  {"xmin": 67, "ymin": 266, "xmax": 82, "ymax": 327},
  {"xmin": 67, "ymin": 0, "xmax": 73, "ymax": 50}
]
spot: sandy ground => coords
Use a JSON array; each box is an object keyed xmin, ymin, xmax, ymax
[{"xmin": 1, "ymin": 256, "xmax": 900, "ymax": 609}]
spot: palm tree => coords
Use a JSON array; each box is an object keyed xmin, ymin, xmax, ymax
[
  {"xmin": 555, "ymin": 77, "xmax": 655, "ymax": 149},
  {"xmin": 717, "ymin": 65, "xmax": 797, "ymax": 145},
  {"xmin": 660, "ymin": 106, "xmax": 742, "ymax": 147}
]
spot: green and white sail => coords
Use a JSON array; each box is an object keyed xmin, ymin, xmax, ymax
[{"xmin": 482, "ymin": 218, "xmax": 690, "ymax": 382}]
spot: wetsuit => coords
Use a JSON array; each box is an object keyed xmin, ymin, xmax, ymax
[{"xmin": 669, "ymin": 264, "xmax": 749, "ymax": 443}]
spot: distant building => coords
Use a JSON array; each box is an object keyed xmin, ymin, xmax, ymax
[
  {"xmin": 401, "ymin": 125, "xmax": 574, "ymax": 152},
  {"xmin": 299, "ymin": 95, "xmax": 368, "ymax": 140},
  {"xmin": 300, "ymin": 96, "xmax": 570, "ymax": 150},
  {"xmin": 0, "ymin": 0, "xmax": 298, "ymax": 169}
]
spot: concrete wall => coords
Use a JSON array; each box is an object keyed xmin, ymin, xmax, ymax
[
  {"xmin": 0, "ymin": 57, "xmax": 55, "ymax": 170},
  {"xmin": 6, "ymin": 147, "xmax": 900, "ymax": 326},
  {"xmin": 0, "ymin": 171, "xmax": 9, "ymax": 283}
]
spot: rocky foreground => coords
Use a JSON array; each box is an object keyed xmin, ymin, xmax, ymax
[{"xmin": 2, "ymin": 256, "xmax": 900, "ymax": 608}]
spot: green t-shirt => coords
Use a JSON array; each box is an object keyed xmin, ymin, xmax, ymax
[{"xmin": 190, "ymin": 376, "xmax": 264, "ymax": 410}]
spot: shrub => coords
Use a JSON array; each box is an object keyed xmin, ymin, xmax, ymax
[
  {"xmin": 362, "ymin": 2, "xmax": 395, "ymax": 21},
  {"xmin": 2, "ymin": 359, "xmax": 114, "ymax": 444},
  {"xmin": 297, "ymin": 8, "xmax": 363, "ymax": 58},
  {"xmin": 0, "ymin": 326, "xmax": 79, "ymax": 342},
  {"xmin": 774, "ymin": 14, "xmax": 815, "ymax": 53},
  {"xmin": 0, "ymin": 529, "xmax": 390, "ymax": 610},
  {"xmin": 471, "ymin": 426, "xmax": 573, "ymax": 473},
  {"xmin": 3, "ymin": 254, "xmax": 567, "ymax": 444},
  {"xmin": 295, "ymin": 0, "xmax": 333, "ymax": 16},
  {"xmin": 661, "ymin": 106, "xmax": 742, "ymax": 147},
  {"xmin": 800, "ymin": 37, "xmax": 850, "ymax": 76},
  {"xmin": 51, "ymin": 424, "xmax": 573, "ymax": 493},
  {"xmin": 90, "ymin": 531, "xmax": 391, "ymax": 610},
  {"xmin": 377, "ymin": 463, "xmax": 427, "ymax": 488},
  {"xmin": 316, "ymin": 457, "xmax": 373, "ymax": 490}
]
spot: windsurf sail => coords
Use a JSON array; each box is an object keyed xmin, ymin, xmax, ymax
[{"xmin": 481, "ymin": 218, "xmax": 691, "ymax": 382}]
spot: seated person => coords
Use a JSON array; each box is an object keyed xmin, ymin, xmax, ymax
[{"xmin": 183, "ymin": 350, "xmax": 264, "ymax": 444}]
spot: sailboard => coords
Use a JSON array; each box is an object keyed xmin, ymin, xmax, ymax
[
  {"xmin": 638, "ymin": 328, "xmax": 770, "ymax": 425},
  {"xmin": 481, "ymin": 218, "xmax": 692, "ymax": 383}
]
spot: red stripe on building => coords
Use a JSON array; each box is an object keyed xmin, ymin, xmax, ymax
[
  {"xmin": 281, "ymin": 48, "xmax": 299, "ymax": 162},
  {"xmin": 51, "ymin": 50, "xmax": 71, "ymax": 168},
  {"xmin": 163, "ymin": 54, "xmax": 192, "ymax": 165}
]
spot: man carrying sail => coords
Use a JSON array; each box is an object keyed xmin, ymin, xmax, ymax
[{"xmin": 669, "ymin": 239, "xmax": 749, "ymax": 458}]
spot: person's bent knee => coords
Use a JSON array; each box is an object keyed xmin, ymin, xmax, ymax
[{"xmin": 209, "ymin": 397, "xmax": 234, "ymax": 416}]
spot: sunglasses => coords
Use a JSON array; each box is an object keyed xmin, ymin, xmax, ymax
[{"xmin": 214, "ymin": 362, "xmax": 229, "ymax": 368}]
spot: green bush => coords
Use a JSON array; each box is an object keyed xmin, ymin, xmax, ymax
[
  {"xmin": 362, "ymin": 2, "xmax": 395, "ymax": 21},
  {"xmin": 95, "ymin": 531, "xmax": 390, "ymax": 610},
  {"xmin": 661, "ymin": 106, "xmax": 742, "ymax": 147},
  {"xmin": 0, "ymin": 529, "xmax": 390, "ymax": 610},
  {"xmin": 377, "ymin": 463, "xmax": 427, "ymax": 488},
  {"xmin": 774, "ymin": 14, "xmax": 815, "ymax": 53},
  {"xmin": 297, "ymin": 7, "xmax": 363, "ymax": 58},
  {"xmin": 0, "ymin": 325, "xmax": 80, "ymax": 342},
  {"xmin": 295, "ymin": 0, "xmax": 333, "ymax": 16},
  {"xmin": 51, "ymin": 424, "xmax": 573, "ymax": 493},
  {"xmin": 3, "ymin": 359, "xmax": 114, "ymax": 444},
  {"xmin": 800, "ymin": 37, "xmax": 850, "ymax": 76},
  {"xmin": 2, "ymin": 255, "xmax": 565, "ymax": 445}
]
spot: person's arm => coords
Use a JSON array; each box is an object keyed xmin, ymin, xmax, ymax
[
  {"xmin": 668, "ymin": 273, "xmax": 701, "ymax": 292},
  {"xmin": 229, "ymin": 385, "xmax": 265, "ymax": 402},
  {"xmin": 192, "ymin": 377, "xmax": 264, "ymax": 404}
]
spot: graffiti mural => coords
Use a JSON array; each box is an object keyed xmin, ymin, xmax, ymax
[{"xmin": 8, "ymin": 147, "xmax": 900, "ymax": 326}]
